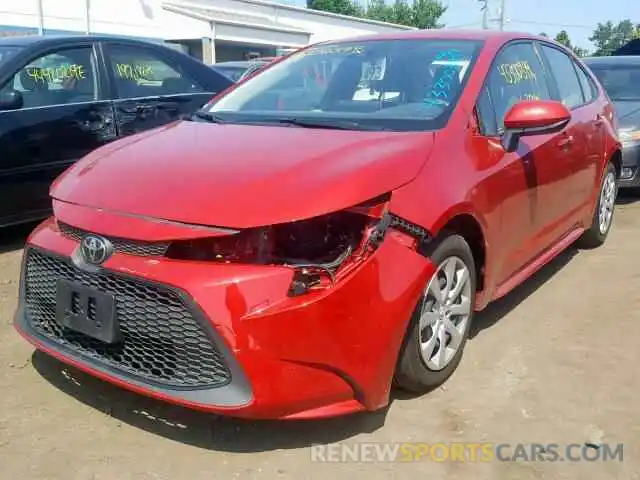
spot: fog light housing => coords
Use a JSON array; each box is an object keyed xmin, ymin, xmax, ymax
[{"xmin": 621, "ymin": 167, "xmax": 635, "ymax": 180}]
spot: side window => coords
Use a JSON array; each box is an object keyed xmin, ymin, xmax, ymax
[
  {"xmin": 575, "ymin": 64, "xmax": 596, "ymax": 103},
  {"xmin": 107, "ymin": 45, "xmax": 204, "ymax": 99},
  {"xmin": 476, "ymin": 86, "xmax": 498, "ymax": 135},
  {"xmin": 484, "ymin": 42, "xmax": 551, "ymax": 134},
  {"xmin": 0, "ymin": 47, "xmax": 97, "ymax": 108},
  {"xmin": 540, "ymin": 45, "xmax": 584, "ymax": 109}
]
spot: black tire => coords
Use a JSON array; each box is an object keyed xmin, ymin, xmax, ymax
[
  {"xmin": 394, "ymin": 234, "xmax": 477, "ymax": 393},
  {"xmin": 577, "ymin": 162, "xmax": 617, "ymax": 249}
]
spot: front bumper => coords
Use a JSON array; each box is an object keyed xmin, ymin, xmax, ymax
[
  {"xmin": 619, "ymin": 144, "xmax": 640, "ymax": 188},
  {"xmin": 15, "ymin": 218, "xmax": 433, "ymax": 419}
]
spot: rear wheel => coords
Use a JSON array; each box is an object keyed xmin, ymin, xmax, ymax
[
  {"xmin": 394, "ymin": 234, "xmax": 476, "ymax": 392},
  {"xmin": 577, "ymin": 162, "xmax": 617, "ymax": 249}
]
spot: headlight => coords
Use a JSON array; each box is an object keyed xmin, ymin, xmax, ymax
[
  {"xmin": 165, "ymin": 194, "xmax": 393, "ymax": 294},
  {"xmin": 619, "ymin": 129, "xmax": 640, "ymax": 147}
]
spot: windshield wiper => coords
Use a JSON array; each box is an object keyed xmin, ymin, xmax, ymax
[
  {"xmin": 190, "ymin": 111, "xmax": 226, "ymax": 123},
  {"xmin": 271, "ymin": 117, "xmax": 384, "ymax": 131}
]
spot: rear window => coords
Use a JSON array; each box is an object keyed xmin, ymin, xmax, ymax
[
  {"xmin": 214, "ymin": 66, "xmax": 248, "ymax": 82},
  {"xmin": 587, "ymin": 63, "xmax": 640, "ymax": 101}
]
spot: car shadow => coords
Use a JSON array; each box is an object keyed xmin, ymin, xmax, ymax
[
  {"xmin": 31, "ymin": 350, "xmax": 388, "ymax": 453},
  {"xmin": 392, "ymin": 245, "xmax": 580, "ymax": 404},
  {"xmin": 30, "ymin": 244, "xmax": 580, "ymax": 451},
  {"xmin": 0, "ymin": 222, "xmax": 38, "ymax": 254},
  {"xmin": 616, "ymin": 189, "xmax": 640, "ymax": 205},
  {"xmin": 469, "ymin": 245, "xmax": 579, "ymax": 339}
]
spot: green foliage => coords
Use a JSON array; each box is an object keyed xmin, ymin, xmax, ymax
[
  {"xmin": 306, "ymin": 0, "xmax": 363, "ymax": 17},
  {"xmin": 411, "ymin": 0, "xmax": 446, "ymax": 29},
  {"xmin": 554, "ymin": 30, "xmax": 571, "ymax": 47},
  {"xmin": 553, "ymin": 30, "xmax": 589, "ymax": 57},
  {"xmin": 589, "ymin": 19, "xmax": 640, "ymax": 56},
  {"xmin": 308, "ymin": 0, "xmax": 446, "ymax": 29}
]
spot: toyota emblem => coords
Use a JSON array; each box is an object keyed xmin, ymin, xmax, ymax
[{"xmin": 80, "ymin": 235, "xmax": 113, "ymax": 265}]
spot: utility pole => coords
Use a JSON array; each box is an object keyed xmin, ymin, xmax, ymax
[
  {"xmin": 36, "ymin": 0, "xmax": 44, "ymax": 35},
  {"xmin": 478, "ymin": 0, "xmax": 489, "ymax": 29},
  {"xmin": 498, "ymin": 0, "xmax": 506, "ymax": 31},
  {"xmin": 85, "ymin": 0, "xmax": 91, "ymax": 34}
]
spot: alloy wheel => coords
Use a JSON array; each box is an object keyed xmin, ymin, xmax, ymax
[
  {"xmin": 419, "ymin": 256, "xmax": 473, "ymax": 371},
  {"xmin": 599, "ymin": 171, "xmax": 617, "ymax": 234}
]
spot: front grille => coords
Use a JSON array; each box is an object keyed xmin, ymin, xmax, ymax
[
  {"xmin": 23, "ymin": 248, "xmax": 231, "ymax": 389},
  {"xmin": 58, "ymin": 222, "xmax": 169, "ymax": 257}
]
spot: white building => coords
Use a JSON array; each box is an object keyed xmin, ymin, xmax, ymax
[{"xmin": 0, "ymin": 0, "xmax": 412, "ymax": 62}]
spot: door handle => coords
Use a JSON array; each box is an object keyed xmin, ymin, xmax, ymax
[{"xmin": 595, "ymin": 114, "xmax": 605, "ymax": 126}]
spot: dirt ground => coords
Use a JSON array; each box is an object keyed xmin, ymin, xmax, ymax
[{"xmin": 1, "ymin": 198, "xmax": 640, "ymax": 480}]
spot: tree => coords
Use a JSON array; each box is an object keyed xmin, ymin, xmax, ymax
[
  {"xmin": 306, "ymin": 0, "xmax": 363, "ymax": 17},
  {"xmin": 553, "ymin": 30, "xmax": 589, "ymax": 57},
  {"xmin": 554, "ymin": 30, "xmax": 572, "ymax": 48},
  {"xmin": 411, "ymin": 0, "xmax": 446, "ymax": 29},
  {"xmin": 365, "ymin": 0, "xmax": 393, "ymax": 22},
  {"xmin": 391, "ymin": 0, "xmax": 413, "ymax": 26},
  {"xmin": 539, "ymin": 32, "xmax": 549, "ymax": 37},
  {"xmin": 589, "ymin": 19, "xmax": 640, "ymax": 56},
  {"xmin": 309, "ymin": 0, "xmax": 447, "ymax": 29},
  {"xmin": 572, "ymin": 46, "xmax": 589, "ymax": 57}
]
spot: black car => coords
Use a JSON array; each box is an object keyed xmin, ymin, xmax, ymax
[
  {"xmin": 212, "ymin": 60, "xmax": 270, "ymax": 82},
  {"xmin": 0, "ymin": 35, "xmax": 232, "ymax": 227},
  {"xmin": 584, "ymin": 55, "xmax": 640, "ymax": 189}
]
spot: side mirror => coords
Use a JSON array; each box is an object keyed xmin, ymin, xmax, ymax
[
  {"xmin": 502, "ymin": 100, "xmax": 571, "ymax": 152},
  {"xmin": 0, "ymin": 90, "xmax": 23, "ymax": 111}
]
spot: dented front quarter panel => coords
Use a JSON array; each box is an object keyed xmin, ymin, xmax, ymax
[{"xmin": 26, "ymin": 217, "xmax": 434, "ymax": 417}]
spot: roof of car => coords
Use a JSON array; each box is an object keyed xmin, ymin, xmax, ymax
[
  {"xmin": 214, "ymin": 60, "xmax": 269, "ymax": 67},
  {"xmin": 0, "ymin": 34, "xmax": 164, "ymax": 48},
  {"xmin": 583, "ymin": 55, "xmax": 640, "ymax": 65},
  {"xmin": 319, "ymin": 29, "xmax": 549, "ymax": 45}
]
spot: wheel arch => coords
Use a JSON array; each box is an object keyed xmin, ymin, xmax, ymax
[
  {"xmin": 430, "ymin": 211, "xmax": 488, "ymax": 293},
  {"xmin": 610, "ymin": 149, "xmax": 622, "ymax": 178}
]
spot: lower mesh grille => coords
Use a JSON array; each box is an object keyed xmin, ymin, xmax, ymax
[{"xmin": 23, "ymin": 248, "xmax": 231, "ymax": 389}]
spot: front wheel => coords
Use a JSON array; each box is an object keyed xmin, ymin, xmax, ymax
[
  {"xmin": 577, "ymin": 162, "xmax": 617, "ymax": 249},
  {"xmin": 394, "ymin": 234, "xmax": 476, "ymax": 392}
]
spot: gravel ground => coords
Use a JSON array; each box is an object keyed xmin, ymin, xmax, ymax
[{"xmin": 1, "ymin": 198, "xmax": 640, "ymax": 480}]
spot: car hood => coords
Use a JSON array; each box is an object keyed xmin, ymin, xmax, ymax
[{"xmin": 51, "ymin": 120, "xmax": 434, "ymax": 229}]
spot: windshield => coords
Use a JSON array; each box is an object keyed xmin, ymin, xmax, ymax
[
  {"xmin": 0, "ymin": 46, "xmax": 21, "ymax": 66},
  {"xmin": 206, "ymin": 39, "xmax": 483, "ymax": 131},
  {"xmin": 214, "ymin": 65, "xmax": 249, "ymax": 82},
  {"xmin": 588, "ymin": 63, "xmax": 640, "ymax": 101}
]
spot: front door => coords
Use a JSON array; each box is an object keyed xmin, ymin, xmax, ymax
[
  {"xmin": 103, "ymin": 43, "xmax": 214, "ymax": 138},
  {"xmin": 0, "ymin": 44, "xmax": 116, "ymax": 226},
  {"xmin": 475, "ymin": 41, "xmax": 565, "ymax": 283}
]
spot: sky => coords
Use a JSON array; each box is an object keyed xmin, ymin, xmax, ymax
[{"xmin": 439, "ymin": 0, "xmax": 640, "ymax": 51}]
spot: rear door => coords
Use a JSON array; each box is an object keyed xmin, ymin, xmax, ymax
[
  {"xmin": 537, "ymin": 43, "xmax": 600, "ymax": 230},
  {"xmin": 0, "ymin": 42, "xmax": 116, "ymax": 226},
  {"xmin": 102, "ymin": 41, "xmax": 225, "ymax": 138}
]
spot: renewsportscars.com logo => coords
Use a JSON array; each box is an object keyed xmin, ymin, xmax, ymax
[{"xmin": 310, "ymin": 442, "xmax": 624, "ymax": 463}]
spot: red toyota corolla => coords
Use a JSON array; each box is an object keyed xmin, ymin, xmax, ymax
[{"xmin": 15, "ymin": 30, "xmax": 620, "ymax": 420}]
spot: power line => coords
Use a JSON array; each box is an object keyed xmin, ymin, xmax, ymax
[
  {"xmin": 508, "ymin": 19, "xmax": 595, "ymax": 30},
  {"xmin": 478, "ymin": 0, "xmax": 488, "ymax": 29}
]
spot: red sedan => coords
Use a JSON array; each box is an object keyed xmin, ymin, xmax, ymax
[{"xmin": 15, "ymin": 30, "xmax": 620, "ymax": 420}]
